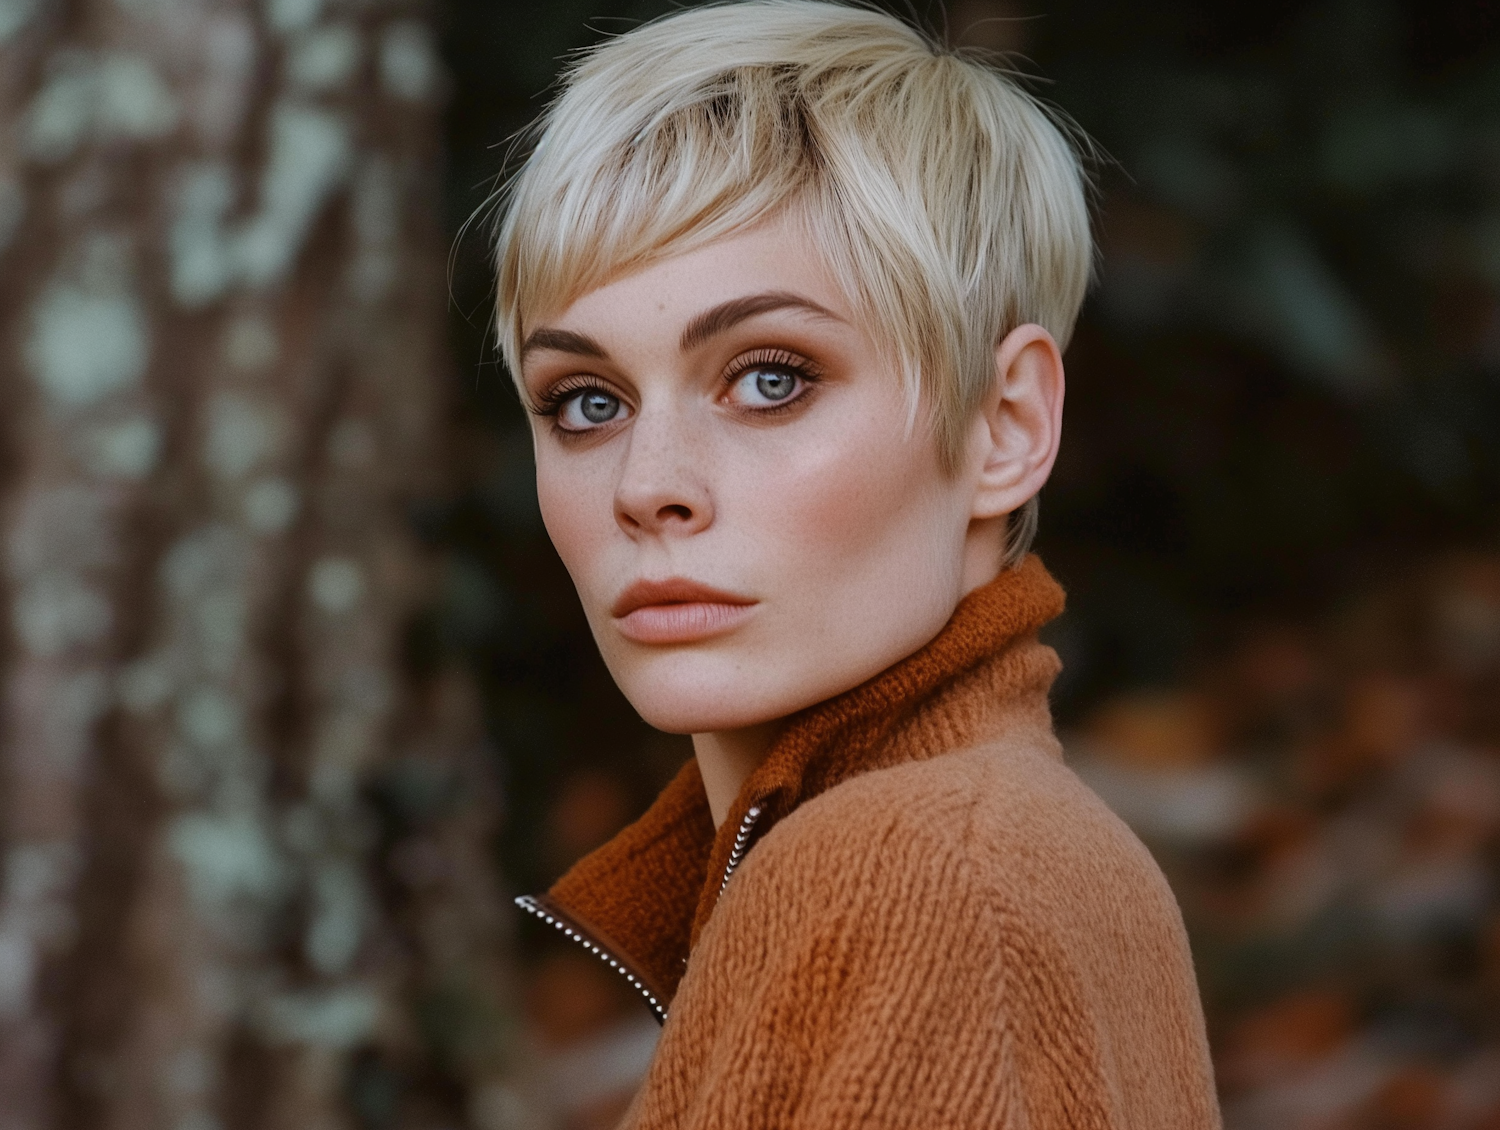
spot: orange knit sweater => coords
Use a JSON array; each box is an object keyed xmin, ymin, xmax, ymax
[{"xmin": 520, "ymin": 557, "xmax": 1221, "ymax": 1128}]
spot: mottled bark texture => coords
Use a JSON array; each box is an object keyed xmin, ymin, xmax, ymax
[{"xmin": 0, "ymin": 0, "xmax": 535, "ymax": 1126}]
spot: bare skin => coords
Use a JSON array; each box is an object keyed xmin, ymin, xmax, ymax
[{"xmin": 520, "ymin": 215, "xmax": 1064, "ymax": 826}]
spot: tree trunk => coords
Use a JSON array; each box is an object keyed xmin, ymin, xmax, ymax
[{"xmin": 0, "ymin": 0, "xmax": 535, "ymax": 1126}]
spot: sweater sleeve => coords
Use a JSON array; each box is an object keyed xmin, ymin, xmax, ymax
[{"xmin": 629, "ymin": 785, "xmax": 1130, "ymax": 1130}]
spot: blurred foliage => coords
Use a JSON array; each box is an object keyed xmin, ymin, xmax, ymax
[
  {"xmin": 1068, "ymin": 550, "xmax": 1500, "ymax": 1124},
  {"xmin": 1036, "ymin": 0, "xmax": 1500, "ymax": 719},
  {"xmin": 426, "ymin": 0, "xmax": 1500, "ymax": 903}
]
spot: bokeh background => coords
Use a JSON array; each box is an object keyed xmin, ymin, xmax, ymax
[{"xmin": 1, "ymin": 0, "xmax": 1498, "ymax": 1127}]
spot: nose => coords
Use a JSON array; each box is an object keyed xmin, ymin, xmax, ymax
[{"xmin": 613, "ymin": 405, "xmax": 713, "ymax": 538}]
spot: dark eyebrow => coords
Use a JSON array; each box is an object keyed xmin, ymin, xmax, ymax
[
  {"xmin": 520, "ymin": 327, "xmax": 610, "ymax": 360},
  {"xmin": 680, "ymin": 291, "xmax": 843, "ymax": 352}
]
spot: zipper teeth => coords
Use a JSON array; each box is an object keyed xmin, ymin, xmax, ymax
[
  {"xmin": 518, "ymin": 804, "xmax": 765, "ymax": 1023},
  {"xmin": 514, "ymin": 895, "xmax": 667, "ymax": 1022},
  {"xmin": 719, "ymin": 804, "xmax": 764, "ymax": 895}
]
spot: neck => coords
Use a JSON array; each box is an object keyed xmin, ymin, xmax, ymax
[
  {"xmin": 691, "ymin": 519, "xmax": 1010, "ymax": 829},
  {"xmin": 960, "ymin": 514, "xmax": 1007, "ymax": 594},
  {"xmin": 693, "ymin": 723, "xmax": 782, "ymax": 827}
]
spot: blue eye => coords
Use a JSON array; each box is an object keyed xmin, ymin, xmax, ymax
[
  {"xmin": 730, "ymin": 365, "xmax": 805, "ymax": 407},
  {"xmin": 580, "ymin": 392, "xmax": 619, "ymax": 422},
  {"xmin": 754, "ymin": 370, "xmax": 797, "ymax": 401},
  {"xmin": 557, "ymin": 389, "xmax": 630, "ymax": 431}
]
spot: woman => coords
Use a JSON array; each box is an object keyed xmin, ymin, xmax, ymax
[{"xmin": 495, "ymin": 2, "xmax": 1221, "ymax": 1125}]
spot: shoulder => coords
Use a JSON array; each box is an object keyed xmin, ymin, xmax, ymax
[
  {"xmin": 738, "ymin": 739, "xmax": 1184, "ymax": 944},
  {"xmin": 762, "ymin": 740, "xmax": 1165, "ymax": 889}
]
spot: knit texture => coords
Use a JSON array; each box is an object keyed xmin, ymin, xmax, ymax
[{"xmin": 541, "ymin": 556, "xmax": 1221, "ymax": 1127}]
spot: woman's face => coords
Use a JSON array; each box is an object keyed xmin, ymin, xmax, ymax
[{"xmin": 520, "ymin": 218, "xmax": 997, "ymax": 736}]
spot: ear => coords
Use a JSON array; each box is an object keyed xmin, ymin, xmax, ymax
[{"xmin": 967, "ymin": 324, "xmax": 1065, "ymax": 521}]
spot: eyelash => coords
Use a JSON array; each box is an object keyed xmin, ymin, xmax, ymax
[
  {"xmin": 722, "ymin": 349, "xmax": 822, "ymax": 411},
  {"xmin": 530, "ymin": 376, "xmax": 607, "ymax": 420},
  {"xmin": 529, "ymin": 348, "xmax": 823, "ymax": 432}
]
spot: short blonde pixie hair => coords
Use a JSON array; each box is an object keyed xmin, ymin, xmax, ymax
[{"xmin": 494, "ymin": 0, "xmax": 1092, "ymax": 565}]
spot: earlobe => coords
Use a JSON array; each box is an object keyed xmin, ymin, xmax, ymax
[{"xmin": 970, "ymin": 324, "xmax": 1065, "ymax": 521}]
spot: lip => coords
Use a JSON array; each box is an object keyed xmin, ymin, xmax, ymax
[{"xmin": 611, "ymin": 578, "xmax": 758, "ymax": 644}]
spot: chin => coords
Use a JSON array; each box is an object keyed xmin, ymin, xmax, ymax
[
  {"xmin": 606, "ymin": 633, "xmax": 925, "ymax": 736},
  {"xmin": 612, "ymin": 656, "xmax": 809, "ymax": 736},
  {"xmin": 626, "ymin": 689, "xmax": 783, "ymax": 736}
]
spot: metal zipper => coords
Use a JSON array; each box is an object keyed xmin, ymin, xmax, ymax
[
  {"xmin": 718, "ymin": 804, "xmax": 763, "ymax": 895},
  {"xmin": 516, "ymin": 804, "xmax": 766, "ymax": 1026},
  {"xmin": 514, "ymin": 894, "xmax": 667, "ymax": 1023}
]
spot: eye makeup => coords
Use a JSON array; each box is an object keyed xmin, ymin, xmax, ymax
[
  {"xmin": 721, "ymin": 347, "xmax": 824, "ymax": 414},
  {"xmin": 529, "ymin": 344, "xmax": 827, "ymax": 437}
]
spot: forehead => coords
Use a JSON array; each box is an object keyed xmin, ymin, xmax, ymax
[{"xmin": 535, "ymin": 214, "xmax": 857, "ymax": 337}]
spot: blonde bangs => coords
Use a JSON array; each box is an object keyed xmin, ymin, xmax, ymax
[{"xmin": 493, "ymin": 0, "xmax": 1093, "ymax": 562}]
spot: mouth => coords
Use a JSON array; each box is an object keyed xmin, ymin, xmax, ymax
[{"xmin": 611, "ymin": 578, "xmax": 758, "ymax": 644}]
